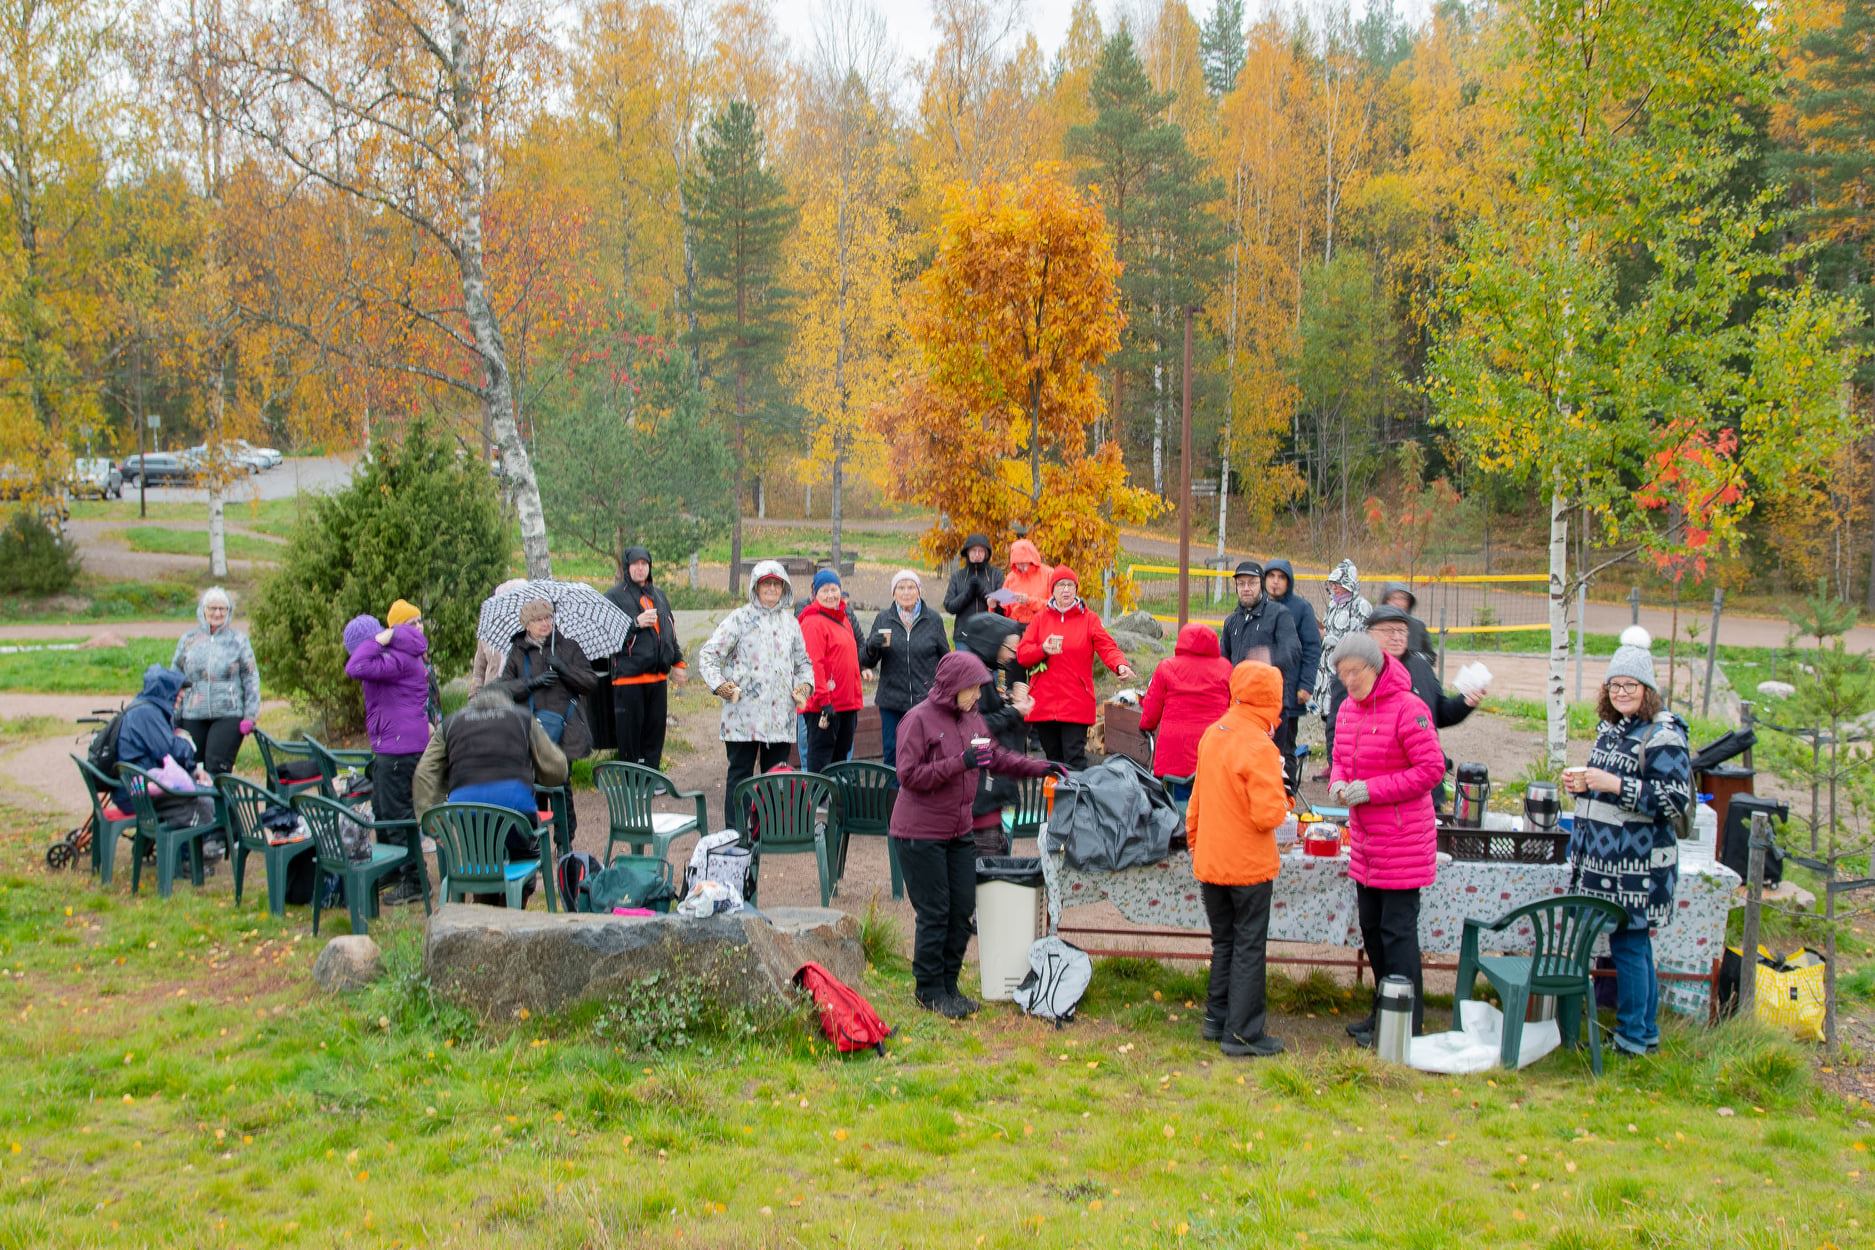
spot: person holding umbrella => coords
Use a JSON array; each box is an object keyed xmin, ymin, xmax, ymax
[
  {"xmin": 604, "ymin": 547, "xmax": 686, "ymax": 769},
  {"xmin": 495, "ymin": 598, "xmax": 598, "ymax": 758},
  {"xmin": 696, "ymin": 561, "xmax": 815, "ymax": 826}
]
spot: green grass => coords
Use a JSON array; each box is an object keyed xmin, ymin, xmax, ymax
[
  {"xmin": 120, "ymin": 525, "xmax": 285, "ymax": 563},
  {"xmin": 0, "ymin": 637, "xmax": 178, "ymax": 695},
  {"xmin": 1483, "ymin": 696, "xmax": 1734, "ymax": 746},
  {"xmin": 67, "ymin": 496, "xmax": 310, "ymax": 534},
  {"xmin": 0, "ymin": 577, "xmax": 225, "ymax": 625},
  {"xmin": 0, "ymin": 715, "xmax": 64, "ymax": 751}
]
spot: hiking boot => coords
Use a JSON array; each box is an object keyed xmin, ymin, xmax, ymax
[
  {"xmin": 948, "ymin": 991, "xmax": 981, "ymax": 1016},
  {"xmin": 1201, "ymin": 1017, "xmax": 1224, "ymax": 1042},
  {"xmin": 1221, "ymin": 1034, "xmax": 1285, "ymax": 1058},
  {"xmin": 1345, "ymin": 1017, "xmax": 1375, "ymax": 1039},
  {"xmin": 382, "ymin": 877, "xmax": 426, "ymax": 907},
  {"xmin": 917, "ymin": 991, "xmax": 971, "ymax": 1020}
]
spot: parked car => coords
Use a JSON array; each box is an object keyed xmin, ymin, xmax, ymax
[
  {"xmin": 69, "ymin": 457, "xmax": 123, "ymax": 500},
  {"xmin": 120, "ymin": 453, "xmax": 197, "ymax": 486},
  {"xmin": 183, "ymin": 443, "xmax": 262, "ymax": 476},
  {"xmin": 234, "ymin": 439, "xmax": 283, "ymax": 469}
]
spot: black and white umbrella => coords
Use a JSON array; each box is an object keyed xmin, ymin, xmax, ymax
[{"xmin": 476, "ymin": 580, "xmax": 629, "ymax": 663}]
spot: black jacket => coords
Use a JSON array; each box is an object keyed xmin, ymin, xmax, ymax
[
  {"xmin": 943, "ymin": 532, "xmax": 1001, "ymax": 638},
  {"xmin": 604, "ymin": 550, "xmax": 683, "ymax": 678},
  {"xmin": 1378, "ymin": 581, "xmax": 1436, "ymax": 669},
  {"xmin": 862, "ymin": 602, "xmax": 951, "ymax": 713},
  {"xmin": 1265, "ymin": 558, "xmax": 1320, "ymax": 718},
  {"xmin": 1217, "ymin": 594, "xmax": 1301, "ymax": 708},
  {"xmin": 1403, "ymin": 649, "xmax": 1472, "ymax": 730},
  {"xmin": 497, "ymin": 630, "xmax": 599, "ymax": 759},
  {"xmin": 956, "ymin": 613, "xmax": 1030, "ymax": 816}
]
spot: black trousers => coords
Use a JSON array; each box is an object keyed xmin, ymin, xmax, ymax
[
  {"xmin": 897, "ymin": 834, "xmax": 977, "ymax": 998},
  {"xmin": 178, "ymin": 716, "xmax": 247, "ymax": 778},
  {"xmin": 372, "ymin": 751, "xmax": 425, "ymax": 884},
  {"xmin": 612, "ymin": 680, "xmax": 669, "ymax": 770},
  {"xmin": 804, "ymin": 709, "xmax": 857, "ymax": 775},
  {"xmin": 1356, "ymin": 884, "xmax": 1424, "ymax": 1034},
  {"xmin": 1201, "ymin": 880, "xmax": 1273, "ymax": 1045},
  {"xmin": 1035, "ymin": 722, "xmax": 1088, "ymax": 770},
  {"xmin": 1273, "ymin": 715, "xmax": 1300, "ymax": 792},
  {"xmin": 723, "ymin": 739, "xmax": 792, "ymax": 828}
]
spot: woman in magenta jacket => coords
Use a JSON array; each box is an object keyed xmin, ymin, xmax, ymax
[
  {"xmin": 891, "ymin": 651, "xmax": 1053, "ymax": 1019},
  {"xmin": 1328, "ymin": 631, "xmax": 1445, "ymax": 1041},
  {"xmin": 1137, "ymin": 623, "xmax": 1232, "ymax": 797}
]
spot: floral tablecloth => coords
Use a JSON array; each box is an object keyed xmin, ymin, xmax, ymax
[{"xmin": 1039, "ymin": 833, "xmax": 1739, "ymax": 1017}]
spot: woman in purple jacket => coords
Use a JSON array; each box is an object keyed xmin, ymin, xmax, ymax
[
  {"xmin": 343, "ymin": 613, "xmax": 434, "ymax": 904},
  {"xmin": 891, "ymin": 651, "xmax": 1053, "ymax": 1019}
]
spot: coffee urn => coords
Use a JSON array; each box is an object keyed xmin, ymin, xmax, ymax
[
  {"xmin": 1454, "ymin": 762, "xmax": 1491, "ymax": 829},
  {"xmin": 1523, "ymin": 782, "xmax": 1561, "ymax": 834}
]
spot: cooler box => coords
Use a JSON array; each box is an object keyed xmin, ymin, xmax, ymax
[{"xmin": 976, "ymin": 856, "xmax": 1045, "ymax": 1002}]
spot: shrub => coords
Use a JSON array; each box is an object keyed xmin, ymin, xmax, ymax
[
  {"xmin": 252, "ymin": 419, "xmax": 508, "ymax": 729},
  {"xmin": 0, "ymin": 510, "xmax": 81, "ymax": 597}
]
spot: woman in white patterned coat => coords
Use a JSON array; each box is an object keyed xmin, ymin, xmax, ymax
[{"xmin": 696, "ymin": 560, "xmax": 815, "ymax": 826}]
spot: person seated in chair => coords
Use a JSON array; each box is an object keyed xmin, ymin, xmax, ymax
[
  {"xmin": 117, "ymin": 664, "xmax": 219, "ymax": 836},
  {"xmin": 414, "ymin": 686, "xmax": 568, "ymax": 904}
]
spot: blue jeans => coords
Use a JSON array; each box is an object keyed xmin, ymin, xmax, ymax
[
  {"xmin": 796, "ymin": 712, "xmax": 809, "ymax": 766},
  {"xmin": 880, "ymin": 709, "xmax": 903, "ymax": 770},
  {"xmin": 1607, "ymin": 925, "xmax": 1660, "ymax": 1052}
]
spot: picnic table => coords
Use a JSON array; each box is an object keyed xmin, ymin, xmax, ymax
[{"xmin": 1040, "ymin": 834, "xmax": 1740, "ymax": 1017}]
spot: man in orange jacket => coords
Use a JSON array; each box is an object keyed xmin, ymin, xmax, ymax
[{"xmin": 1185, "ymin": 661, "xmax": 1290, "ymax": 1058}]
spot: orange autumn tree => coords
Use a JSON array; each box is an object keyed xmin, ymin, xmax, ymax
[{"xmin": 882, "ymin": 167, "xmax": 1160, "ymax": 599}]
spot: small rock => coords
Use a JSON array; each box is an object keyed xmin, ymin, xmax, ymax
[
  {"xmin": 1108, "ymin": 629, "xmax": 1166, "ymax": 656},
  {"xmin": 1110, "ymin": 610, "xmax": 1164, "ymax": 640},
  {"xmin": 1755, "ymin": 680, "xmax": 1796, "ymax": 700},
  {"xmin": 80, "ymin": 630, "xmax": 128, "ymax": 651},
  {"xmin": 313, "ymin": 935, "xmax": 384, "ymax": 991}
]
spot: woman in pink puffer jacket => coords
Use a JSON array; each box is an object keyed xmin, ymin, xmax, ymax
[{"xmin": 1329, "ymin": 632, "xmax": 1445, "ymax": 1040}]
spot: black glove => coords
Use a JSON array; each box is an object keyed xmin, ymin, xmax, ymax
[{"xmin": 527, "ymin": 672, "xmax": 558, "ymax": 691}]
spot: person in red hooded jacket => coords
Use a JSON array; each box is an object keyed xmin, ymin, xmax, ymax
[
  {"xmin": 1015, "ymin": 567, "xmax": 1135, "ymax": 769},
  {"xmin": 1001, "ymin": 538, "xmax": 1052, "ymax": 625},
  {"xmin": 1138, "ymin": 623, "xmax": 1232, "ymax": 797},
  {"xmin": 799, "ymin": 569, "xmax": 863, "ymax": 773},
  {"xmin": 892, "ymin": 651, "xmax": 1055, "ymax": 1018}
]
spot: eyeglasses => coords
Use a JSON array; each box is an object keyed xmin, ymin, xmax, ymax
[{"xmin": 1606, "ymin": 680, "xmax": 1644, "ymax": 695}]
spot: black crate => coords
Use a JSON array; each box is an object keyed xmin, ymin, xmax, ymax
[{"xmin": 1436, "ymin": 827, "xmax": 1570, "ymax": 864}]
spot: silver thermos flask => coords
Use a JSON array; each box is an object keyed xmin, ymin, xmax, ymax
[{"xmin": 1375, "ymin": 975, "xmax": 1416, "ymax": 1064}]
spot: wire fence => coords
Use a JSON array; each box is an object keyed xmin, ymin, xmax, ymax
[{"xmin": 1127, "ymin": 563, "xmax": 1552, "ymax": 636}]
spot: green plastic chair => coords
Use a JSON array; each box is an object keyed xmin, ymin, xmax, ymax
[
  {"xmin": 534, "ymin": 784, "xmax": 575, "ymax": 864},
  {"xmin": 293, "ymin": 793, "xmax": 430, "ymax": 935},
  {"xmin": 71, "ymin": 755, "xmax": 137, "ymax": 886},
  {"xmin": 1453, "ymin": 894, "xmax": 1628, "ymax": 1075},
  {"xmin": 253, "ymin": 731, "xmax": 331, "ymax": 802},
  {"xmin": 825, "ymin": 761, "xmax": 901, "ymax": 899},
  {"xmin": 422, "ymin": 802, "xmax": 556, "ymax": 912},
  {"xmin": 731, "ymin": 771, "xmax": 837, "ymax": 907},
  {"xmin": 218, "ymin": 774, "xmax": 315, "ymax": 916},
  {"xmin": 1161, "ymin": 773, "xmax": 1194, "ymax": 818},
  {"xmin": 593, "ymin": 762, "xmax": 705, "ymax": 864},
  {"xmin": 115, "ymin": 763, "xmax": 225, "ymax": 899},
  {"xmin": 1000, "ymin": 772, "xmax": 1051, "ymax": 851},
  {"xmin": 304, "ymin": 735, "xmax": 374, "ymax": 804}
]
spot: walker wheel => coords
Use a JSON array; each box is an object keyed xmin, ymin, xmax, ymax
[{"xmin": 45, "ymin": 842, "xmax": 75, "ymax": 871}]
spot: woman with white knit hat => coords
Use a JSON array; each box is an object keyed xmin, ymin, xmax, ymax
[
  {"xmin": 862, "ymin": 569, "xmax": 950, "ymax": 769},
  {"xmin": 1561, "ymin": 626, "xmax": 1692, "ymax": 1057}
]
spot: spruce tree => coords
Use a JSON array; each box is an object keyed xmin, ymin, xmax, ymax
[
  {"xmin": 1199, "ymin": 0, "xmax": 1245, "ymax": 97},
  {"xmin": 687, "ymin": 100, "xmax": 797, "ymax": 589}
]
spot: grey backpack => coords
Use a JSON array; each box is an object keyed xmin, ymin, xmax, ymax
[{"xmin": 1012, "ymin": 937, "xmax": 1093, "ymax": 1027}]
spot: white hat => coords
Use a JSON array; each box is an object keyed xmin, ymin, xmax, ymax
[
  {"xmin": 1607, "ymin": 626, "xmax": 1658, "ymax": 692},
  {"xmin": 890, "ymin": 569, "xmax": 922, "ymax": 593}
]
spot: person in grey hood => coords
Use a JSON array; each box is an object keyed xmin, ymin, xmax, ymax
[
  {"xmin": 1263, "ymin": 559, "xmax": 1320, "ymax": 774},
  {"xmin": 942, "ymin": 532, "xmax": 1001, "ymax": 640},
  {"xmin": 1315, "ymin": 559, "xmax": 1371, "ymax": 773},
  {"xmin": 1379, "ymin": 582, "xmax": 1435, "ymax": 669},
  {"xmin": 696, "ymin": 560, "xmax": 815, "ymax": 825},
  {"xmin": 172, "ymin": 586, "xmax": 260, "ymax": 777}
]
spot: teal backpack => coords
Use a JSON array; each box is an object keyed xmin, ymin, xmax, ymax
[{"xmin": 580, "ymin": 857, "xmax": 677, "ymax": 913}]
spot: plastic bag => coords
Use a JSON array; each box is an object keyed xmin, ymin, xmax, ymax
[
  {"xmin": 1408, "ymin": 1001, "xmax": 1561, "ymax": 1074},
  {"xmin": 676, "ymin": 879, "xmax": 744, "ymax": 917}
]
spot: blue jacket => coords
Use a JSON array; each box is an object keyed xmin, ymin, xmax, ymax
[
  {"xmin": 1265, "ymin": 559, "xmax": 1320, "ymax": 718},
  {"xmin": 116, "ymin": 665, "xmax": 197, "ymax": 797}
]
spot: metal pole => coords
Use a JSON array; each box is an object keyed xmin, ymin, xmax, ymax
[
  {"xmin": 1178, "ymin": 307, "xmax": 1193, "ymax": 631},
  {"xmin": 1628, "ymin": 586, "xmax": 1641, "ymax": 626},
  {"xmin": 1438, "ymin": 601, "xmax": 1448, "ymax": 685},
  {"xmin": 1701, "ymin": 587, "xmax": 1724, "ymax": 719},
  {"xmin": 1737, "ymin": 811, "xmax": 1770, "ymax": 1014}
]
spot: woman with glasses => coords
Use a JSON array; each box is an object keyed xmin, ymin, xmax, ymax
[{"xmin": 1561, "ymin": 626, "xmax": 1691, "ymax": 1058}]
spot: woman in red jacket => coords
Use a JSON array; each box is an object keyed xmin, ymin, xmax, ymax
[
  {"xmin": 1138, "ymin": 623, "xmax": 1233, "ymax": 798},
  {"xmin": 1015, "ymin": 567, "xmax": 1135, "ymax": 769},
  {"xmin": 799, "ymin": 570, "xmax": 863, "ymax": 773},
  {"xmin": 891, "ymin": 651, "xmax": 1055, "ymax": 1018}
]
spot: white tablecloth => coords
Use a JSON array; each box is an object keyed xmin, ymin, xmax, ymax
[{"xmin": 1040, "ymin": 834, "xmax": 1739, "ymax": 1017}]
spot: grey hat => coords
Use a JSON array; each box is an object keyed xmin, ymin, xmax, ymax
[
  {"xmin": 1333, "ymin": 631, "xmax": 1385, "ymax": 675},
  {"xmin": 1606, "ymin": 626, "xmax": 1659, "ymax": 692}
]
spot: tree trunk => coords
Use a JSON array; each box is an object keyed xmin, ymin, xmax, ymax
[
  {"xmin": 1546, "ymin": 479, "xmax": 1570, "ymax": 768},
  {"xmin": 831, "ymin": 452, "xmax": 844, "ymax": 572},
  {"xmin": 445, "ymin": 0, "xmax": 549, "ymax": 579},
  {"xmin": 1865, "ymin": 433, "xmax": 1875, "ymax": 613}
]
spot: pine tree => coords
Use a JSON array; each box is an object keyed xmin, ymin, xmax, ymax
[
  {"xmin": 687, "ymin": 100, "xmax": 797, "ymax": 590},
  {"xmin": 1068, "ymin": 29, "xmax": 1224, "ymax": 495},
  {"xmin": 1198, "ymin": 0, "xmax": 1245, "ymax": 97}
]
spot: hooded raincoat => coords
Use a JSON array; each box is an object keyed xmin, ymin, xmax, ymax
[
  {"xmin": 942, "ymin": 533, "xmax": 1001, "ymax": 635},
  {"xmin": 116, "ymin": 665, "xmax": 197, "ymax": 796},
  {"xmin": 889, "ymin": 651, "xmax": 1052, "ymax": 842},
  {"xmin": 1264, "ymin": 559, "xmax": 1320, "ymax": 718},
  {"xmin": 1138, "ymin": 624, "xmax": 1233, "ymax": 780},
  {"xmin": 605, "ymin": 547, "xmax": 684, "ymax": 678},
  {"xmin": 173, "ymin": 593, "xmax": 260, "ymax": 722},
  {"xmin": 696, "ymin": 560, "xmax": 815, "ymax": 744},
  {"xmin": 1001, "ymin": 539, "xmax": 1052, "ymax": 625},
  {"xmin": 1186, "ymin": 663, "xmax": 1290, "ymax": 887},
  {"xmin": 1314, "ymin": 559, "xmax": 1373, "ymax": 705}
]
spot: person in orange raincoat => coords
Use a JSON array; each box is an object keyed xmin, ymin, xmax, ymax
[
  {"xmin": 1001, "ymin": 538, "xmax": 1052, "ymax": 626},
  {"xmin": 1185, "ymin": 661, "xmax": 1290, "ymax": 1059}
]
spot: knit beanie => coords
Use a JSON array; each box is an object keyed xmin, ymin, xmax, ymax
[
  {"xmin": 1333, "ymin": 631, "xmax": 1384, "ymax": 675},
  {"xmin": 1606, "ymin": 626, "xmax": 1659, "ymax": 692},
  {"xmin": 1051, "ymin": 565, "xmax": 1080, "ymax": 591},
  {"xmin": 342, "ymin": 614, "xmax": 382, "ymax": 655},
  {"xmin": 811, "ymin": 569, "xmax": 841, "ymax": 594},
  {"xmin": 890, "ymin": 569, "xmax": 922, "ymax": 593},
  {"xmin": 387, "ymin": 599, "xmax": 421, "ymax": 627}
]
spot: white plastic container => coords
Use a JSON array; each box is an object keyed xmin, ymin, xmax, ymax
[
  {"xmin": 1692, "ymin": 794, "xmax": 1718, "ymax": 851},
  {"xmin": 977, "ymin": 870, "xmax": 1044, "ymax": 1002}
]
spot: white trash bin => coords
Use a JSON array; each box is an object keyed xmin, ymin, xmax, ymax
[{"xmin": 976, "ymin": 856, "xmax": 1044, "ymax": 1002}]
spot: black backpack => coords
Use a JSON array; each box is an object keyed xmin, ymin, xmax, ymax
[
  {"xmin": 557, "ymin": 851, "xmax": 604, "ymax": 912},
  {"xmin": 87, "ymin": 711, "xmax": 127, "ymax": 777}
]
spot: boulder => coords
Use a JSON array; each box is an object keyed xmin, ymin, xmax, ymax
[
  {"xmin": 313, "ymin": 935, "xmax": 384, "ymax": 991},
  {"xmin": 422, "ymin": 903, "xmax": 865, "ymax": 1022},
  {"xmin": 1756, "ymin": 680, "xmax": 1797, "ymax": 700},
  {"xmin": 1110, "ymin": 610, "xmax": 1164, "ymax": 640},
  {"xmin": 1108, "ymin": 629, "xmax": 1166, "ymax": 657}
]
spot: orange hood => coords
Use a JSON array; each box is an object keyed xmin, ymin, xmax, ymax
[{"xmin": 1227, "ymin": 661, "xmax": 1283, "ymax": 734}]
